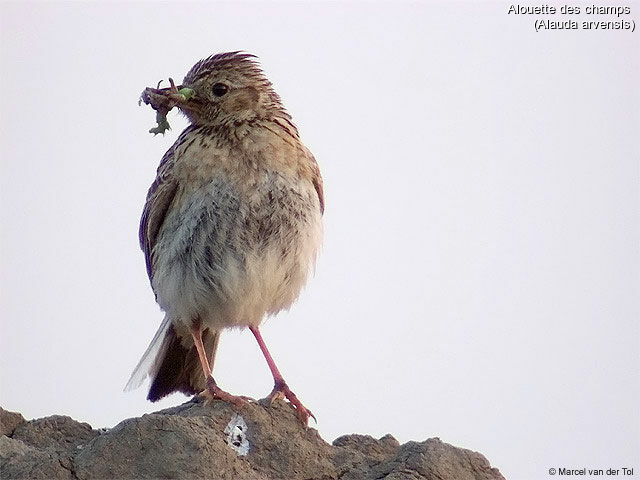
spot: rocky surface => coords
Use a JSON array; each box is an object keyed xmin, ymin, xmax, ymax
[{"xmin": 1, "ymin": 401, "xmax": 504, "ymax": 479}]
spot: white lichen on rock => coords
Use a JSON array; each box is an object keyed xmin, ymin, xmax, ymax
[{"xmin": 224, "ymin": 413, "xmax": 249, "ymax": 456}]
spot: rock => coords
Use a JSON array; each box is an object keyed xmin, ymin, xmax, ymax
[
  {"xmin": 12, "ymin": 415, "xmax": 99, "ymax": 457},
  {"xmin": 0, "ymin": 436, "xmax": 73, "ymax": 480},
  {"xmin": 0, "ymin": 400, "xmax": 505, "ymax": 480},
  {"xmin": 0, "ymin": 407, "xmax": 25, "ymax": 437}
]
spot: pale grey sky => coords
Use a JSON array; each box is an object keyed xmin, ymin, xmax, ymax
[{"xmin": 1, "ymin": 2, "xmax": 638, "ymax": 479}]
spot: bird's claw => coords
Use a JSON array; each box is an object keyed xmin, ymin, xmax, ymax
[
  {"xmin": 267, "ymin": 381, "xmax": 316, "ymax": 426},
  {"xmin": 198, "ymin": 376, "xmax": 252, "ymax": 408}
]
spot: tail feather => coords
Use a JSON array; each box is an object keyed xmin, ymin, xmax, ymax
[
  {"xmin": 147, "ymin": 327, "xmax": 198, "ymax": 401},
  {"xmin": 125, "ymin": 317, "xmax": 221, "ymax": 402},
  {"xmin": 124, "ymin": 316, "xmax": 173, "ymax": 392}
]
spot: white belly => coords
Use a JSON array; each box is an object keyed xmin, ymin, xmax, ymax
[{"xmin": 150, "ymin": 171, "xmax": 323, "ymax": 331}]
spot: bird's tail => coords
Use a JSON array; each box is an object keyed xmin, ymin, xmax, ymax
[{"xmin": 124, "ymin": 316, "xmax": 221, "ymax": 402}]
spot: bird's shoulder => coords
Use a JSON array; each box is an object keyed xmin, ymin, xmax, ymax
[
  {"xmin": 244, "ymin": 119, "xmax": 324, "ymax": 213},
  {"xmin": 139, "ymin": 127, "xmax": 196, "ymax": 280}
]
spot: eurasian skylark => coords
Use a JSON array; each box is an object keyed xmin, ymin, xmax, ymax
[{"xmin": 126, "ymin": 52, "xmax": 323, "ymax": 424}]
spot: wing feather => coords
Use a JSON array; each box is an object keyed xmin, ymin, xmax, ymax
[
  {"xmin": 307, "ymin": 152, "xmax": 324, "ymax": 214},
  {"xmin": 139, "ymin": 144, "xmax": 180, "ymax": 281}
]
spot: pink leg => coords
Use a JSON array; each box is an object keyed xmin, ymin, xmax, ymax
[
  {"xmin": 250, "ymin": 326, "xmax": 315, "ymax": 425},
  {"xmin": 189, "ymin": 324, "xmax": 247, "ymax": 407}
]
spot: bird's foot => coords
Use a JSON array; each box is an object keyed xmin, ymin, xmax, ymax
[
  {"xmin": 267, "ymin": 380, "xmax": 316, "ymax": 426},
  {"xmin": 198, "ymin": 376, "xmax": 253, "ymax": 407}
]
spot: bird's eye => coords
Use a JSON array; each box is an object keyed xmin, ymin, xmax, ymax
[{"xmin": 212, "ymin": 83, "xmax": 229, "ymax": 97}]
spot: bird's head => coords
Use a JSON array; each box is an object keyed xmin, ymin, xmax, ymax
[{"xmin": 174, "ymin": 52, "xmax": 287, "ymax": 127}]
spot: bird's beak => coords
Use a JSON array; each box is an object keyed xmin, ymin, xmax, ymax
[
  {"xmin": 169, "ymin": 82, "xmax": 195, "ymax": 105},
  {"xmin": 167, "ymin": 78, "xmax": 195, "ymax": 107},
  {"xmin": 140, "ymin": 79, "xmax": 195, "ymax": 113}
]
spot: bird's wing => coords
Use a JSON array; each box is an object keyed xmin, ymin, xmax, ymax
[
  {"xmin": 271, "ymin": 117, "xmax": 324, "ymax": 214},
  {"xmin": 306, "ymin": 150, "xmax": 325, "ymax": 214},
  {"xmin": 139, "ymin": 145, "xmax": 179, "ymax": 282}
]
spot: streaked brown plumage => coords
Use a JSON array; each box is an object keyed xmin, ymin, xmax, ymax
[{"xmin": 126, "ymin": 52, "xmax": 323, "ymax": 424}]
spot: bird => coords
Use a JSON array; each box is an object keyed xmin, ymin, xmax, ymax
[{"xmin": 125, "ymin": 52, "xmax": 324, "ymax": 425}]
